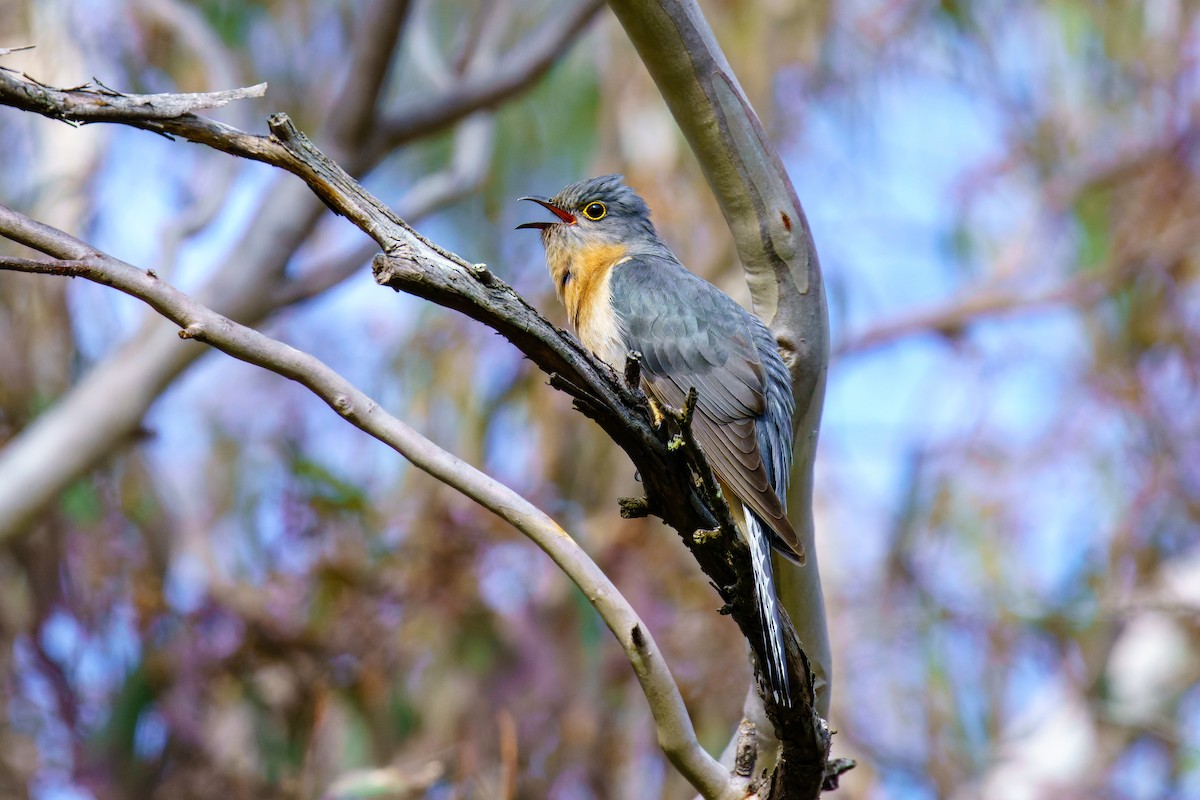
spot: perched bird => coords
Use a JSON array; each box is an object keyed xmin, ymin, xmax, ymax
[{"xmin": 518, "ymin": 175, "xmax": 801, "ymax": 705}]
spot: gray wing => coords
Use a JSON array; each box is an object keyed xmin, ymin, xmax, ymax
[{"xmin": 610, "ymin": 256, "xmax": 800, "ymax": 558}]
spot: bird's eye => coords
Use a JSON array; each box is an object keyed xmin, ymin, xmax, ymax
[{"xmin": 582, "ymin": 201, "xmax": 607, "ymax": 221}]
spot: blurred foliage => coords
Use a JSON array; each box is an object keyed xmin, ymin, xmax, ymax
[{"xmin": 1, "ymin": 0, "xmax": 1199, "ymax": 799}]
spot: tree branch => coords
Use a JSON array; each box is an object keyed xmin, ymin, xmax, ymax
[
  {"xmin": 834, "ymin": 267, "xmax": 1136, "ymax": 357},
  {"xmin": 0, "ymin": 218, "xmax": 742, "ymax": 800},
  {"xmin": 0, "ymin": 2, "xmax": 601, "ymax": 557},
  {"xmin": 604, "ymin": 0, "xmax": 836, "ymax": 794},
  {"xmin": 271, "ymin": 112, "xmax": 494, "ymax": 308},
  {"xmin": 369, "ymin": 0, "xmax": 605, "ymax": 149},
  {"xmin": 0, "ymin": 73, "xmax": 267, "ymax": 120}
]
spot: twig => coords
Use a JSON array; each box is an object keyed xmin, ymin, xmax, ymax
[{"xmin": 0, "ymin": 71, "xmax": 266, "ymax": 120}]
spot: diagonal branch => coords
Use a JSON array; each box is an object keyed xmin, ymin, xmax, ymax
[
  {"xmin": 325, "ymin": 0, "xmax": 414, "ymax": 146},
  {"xmin": 603, "ymin": 0, "xmax": 836, "ymax": 792},
  {"xmin": 0, "ymin": 213, "xmax": 740, "ymax": 800},
  {"xmin": 0, "ymin": 1, "xmax": 600, "ymax": 555},
  {"xmin": 0, "ymin": 78, "xmax": 821, "ymax": 795},
  {"xmin": 369, "ymin": 0, "xmax": 604, "ymax": 149},
  {"xmin": 271, "ymin": 112, "xmax": 495, "ymax": 308}
]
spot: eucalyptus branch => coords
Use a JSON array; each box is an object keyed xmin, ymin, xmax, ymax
[
  {"xmin": 600, "ymin": 1, "xmax": 837, "ymax": 793},
  {"xmin": 271, "ymin": 113, "xmax": 494, "ymax": 307},
  {"xmin": 0, "ymin": 215, "xmax": 741, "ymax": 800}
]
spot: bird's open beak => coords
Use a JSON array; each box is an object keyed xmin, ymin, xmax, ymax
[{"xmin": 516, "ymin": 196, "xmax": 575, "ymax": 230}]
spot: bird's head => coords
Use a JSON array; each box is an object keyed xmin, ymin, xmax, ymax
[{"xmin": 517, "ymin": 174, "xmax": 660, "ymax": 255}]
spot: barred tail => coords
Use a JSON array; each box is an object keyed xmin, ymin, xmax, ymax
[{"xmin": 746, "ymin": 512, "xmax": 792, "ymax": 707}]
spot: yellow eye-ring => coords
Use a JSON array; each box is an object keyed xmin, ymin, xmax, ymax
[{"xmin": 582, "ymin": 201, "xmax": 607, "ymax": 221}]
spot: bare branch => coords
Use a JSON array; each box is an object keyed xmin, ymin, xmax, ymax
[
  {"xmin": 0, "ymin": 4, "xmax": 596, "ymax": 552},
  {"xmin": 0, "ymin": 212, "xmax": 740, "ymax": 800},
  {"xmin": 369, "ymin": 0, "xmax": 604, "ymax": 149},
  {"xmin": 325, "ymin": 0, "xmax": 414, "ymax": 145},
  {"xmin": 273, "ymin": 112, "xmax": 494, "ymax": 307},
  {"xmin": 0, "ymin": 77, "xmax": 443, "ymax": 256},
  {"xmin": 834, "ymin": 264, "xmax": 1137, "ymax": 357},
  {"xmin": 0, "ymin": 72, "xmax": 266, "ymax": 120},
  {"xmin": 0, "ymin": 207, "xmax": 94, "ymax": 259}
]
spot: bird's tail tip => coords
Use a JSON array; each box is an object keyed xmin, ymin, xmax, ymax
[{"xmin": 746, "ymin": 513, "xmax": 794, "ymax": 708}]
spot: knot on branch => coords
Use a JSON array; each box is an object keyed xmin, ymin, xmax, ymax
[
  {"xmin": 267, "ymin": 112, "xmax": 302, "ymax": 142},
  {"xmin": 623, "ymin": 350, "xmax": 643, "ymax": 389},
  {"xmin": 734, "ymin": 720, "xmax": 759, "ymax": 779},
  {"xmin": 469, "ymin": 262, "xmax": 494, "ymax": 285},
  {"xmin": 332, "ymin": 394, "xmax": 355, "ymax": 418},
  {"xmin": 371, "ymin": 253, "xmax": 397, "ymax": 286},
  {"xmin": 822, "ymin": 757, "xmax": 857, "ymax": 792},
  {"xmin": 547, "ymin": 372, "xmax": 605, "ymax": 416},
  {"xmin": 630, "ymin": 623, "xmax": 646, "ymax": 650},
  {"xmin": 618, "ymin": 496, "xmax": 653, "ymax": 519}
]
